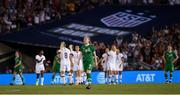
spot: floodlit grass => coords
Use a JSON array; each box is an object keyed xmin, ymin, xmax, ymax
[{"xmin": 0, "ymin": 84, "xmax": 179, "ymax": 94}]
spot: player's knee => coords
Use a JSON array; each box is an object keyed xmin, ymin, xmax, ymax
[
  {"xmin": 87, "ymin": 70, "xmax": 91, "ymax": 74},
  {"xmin": 68, "ymin": 72, "xmax": 72, "ymax": 76},
  {"xmin": 61, "ymin": 73, "xmax": 65, "ymax": 77}
]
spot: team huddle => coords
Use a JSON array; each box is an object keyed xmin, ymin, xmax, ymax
[{"xmin": 11, "ymin": 36, "xmax": 179, "ymax": 89}]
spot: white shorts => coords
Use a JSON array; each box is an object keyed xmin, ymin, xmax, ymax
[
  {"xmin": 60, "ymin": 63, "xmax": 71, "ymax": 72},
  {"xmin": 35, "ymin": 65, "xmax": 45, "ymax": 74},
  {"xmin": 107, "ymin": 63, "xmax": 116, "ymax": 71},
  {"xmin": 73, "ymin": 64, "xmax": 83, "ymax": 71}
]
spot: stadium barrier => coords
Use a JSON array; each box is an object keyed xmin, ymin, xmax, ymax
[{"xmin": 0, "ymin": 70, "xmax": 180, "ymax": 85}]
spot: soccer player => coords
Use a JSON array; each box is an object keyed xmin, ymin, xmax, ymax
[
  {"xmin": 59, "ymin": 42, "xmax": 73, "ymax": 85},
  {"xmin": 107, "ymin": 45, "xmax": 117, "ymax": 85},
  {"xmin": 35, "ymin": 50, "xmax": 46, "ymax": 86},
  {"xmin": 71, "ymin": 45, "xmax": 83, "ymax": 85},
  {"xmin": 101, "ymin": 48, "xmax": 109, "ymax": 84},
  {"xmin": 116, "ymin": 49, "xmax": 124, "ymax": 84},
  {"xmin": 163, "ymin": 44, "xmax": 179, "ymax": 83},
  {"xmin": 11, "ymin": 50, "xmax": 24, "ymax": 85},
  {"xmin": 51, "ymin": 50, "xmax": 61, "ymax": 84},
  {"xmin": 78, "ymin": 36, "xmax": 98, "ymax": 89}
]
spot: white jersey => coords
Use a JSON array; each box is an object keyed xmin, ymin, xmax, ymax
[
  {"xmin": 71, "ymin": 51, "xmax": 83, "ymax": 71},
  {"xmin": 35, "ymin": 55, "xmax": 46, "ymax": 66},
  {"xmin": 107, "ymin": 50, "xmax": 117, "ymax": 65},
  {"xmin": 60, "ymin": 48, "xmax": 71, "ymax": 72},
  {"xmin": 116, "ymin": 53, "xmax": 124, "ymax": 71},
  {"xmin": 35, "ymin": 55, "xmax": 46, "ymax": 73},
  {"xmin": 60, "ymin": 48, "xmax": 71, "ymax": 65},
  {"xmin": 107, "ymin": 50, "xmax": 117, "ymax": 71},
  {"xmin": 117, "ymin": 53, "xmax": 124, "ymax": 65},
  {"xmin": 72, "ymin": 51, "xmax": 82, "ymax": 65}
]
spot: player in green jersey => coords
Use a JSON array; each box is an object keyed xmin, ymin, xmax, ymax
[
  {"xmin": 163, "ymin": 44, "xmax": 179, "ymax": 83},
  {"xmin": 12, "ymin": 50, "xmax": 24, "ymax": 85},
  {"xmin": 51, "ymin": 50, "xmax": 61, "ymax": 84},
  {"xmin": 78, "ymin": 36, "xmax": 97, "ymax": 89}
]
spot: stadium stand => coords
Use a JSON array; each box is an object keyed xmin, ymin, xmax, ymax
[{"xmin": 0, "ymin": 0, "xmax": 180, "ymax": 73}]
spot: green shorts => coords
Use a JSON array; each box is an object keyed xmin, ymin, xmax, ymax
[
  {"xmin": 165, "ymin": 64, "xmax": 174, "ymax": 72},
  {"xmin": 14, "ymin": 65, "xmax": 23, "ymax": 73},
  {"xmin": 52, "ymin": 64, "xmax": 60, "ymax": 72},
  {"xmin": 83, "ymin": 60, "xmax": 94, "ymax": 71}
]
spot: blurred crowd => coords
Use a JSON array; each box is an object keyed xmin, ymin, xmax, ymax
[
  {"xmin": 0, "ymin": 0, "xmax": 180, "ymax": 34},
  {"xmin": 2, "ymin": 23, "xmax": 180, "ymax": 73},
  {"xmin": 94, "ymin": 24, "xmax": 180, "ymax": 71},
  {"xmin": 0, "ymin": 0, "xmax": 180, "ymax": 73}
]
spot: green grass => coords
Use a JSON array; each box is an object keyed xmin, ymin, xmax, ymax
[{"xmin": 0, "ymin": 84, "xmax": 180, "ymax": 94}]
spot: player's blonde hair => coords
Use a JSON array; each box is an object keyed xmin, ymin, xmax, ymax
[{"xmin": 59, "ymin": 42, "xmax": 66, "ymax": 49}]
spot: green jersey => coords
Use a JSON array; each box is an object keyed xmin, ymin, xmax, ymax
[
  {"xmin": 81, "ymin": 44, "xmax": 95, "ymax": 71},
  {"xmin": 52, "ymin": 55, "xmax": 60, "ymax": 72},
  {"xmin": 80, "ymin": 44, "xmax": 95, "ymax": 62},
  {"xmin": 164, "ymin": 51, "xmax": 176, "ymax": 65},
  {"xmin": 14, "ymin": 56, "xmax": 23, "ymax": 73}
]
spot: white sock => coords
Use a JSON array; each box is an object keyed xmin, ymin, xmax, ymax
[
  {"xmin": 41, "ymin": 77, "xmax": 44, "ymax": 85},
  {"xmin": 83, "ymin": 73, "xmax": 87, "ymax": 82},
  {"xmin": 80, "ymin": 75, "xmax": 83, "ymax": 83},
  {"xmin": 69, "ymin": 75, "xmax": 73, "ymax": 84},
  {"xmin": 112, "ymin": 75, "xmax": 115, "ymax": 83},
  {"xmin": 115, "ymin": 74, "xmax": 118, "ymax": 83},
  {"xmin": 109, "ymin": 75, "xmax": 112, "ymax": 83},
  {"xmin": 105, "ymin": 72, "xmax": 108, "ymax": 83},
  {"xmin": 119, "ymin": 73, "xmax": 122, "ymax": 83},
  {"xmin": 36, "ymin": 79, "xmax": 39, "ymax": 84},
  {"xmin": 76, "ymin": 77, "xmax": 79, "ymax": 84},
  {"xmin": 62, "ymin": 76, "xmax": 66, "ymax": 84}
]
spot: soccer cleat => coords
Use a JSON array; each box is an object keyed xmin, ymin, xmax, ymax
[
  {"xmin": 10, "ymin": 83, "xmax": 14, "ymax": 86},
  {"xmin": 86, "ymin": 85, "xmax": 91, "ymax": 89},
  {"xmin": 169, "ymin": 80, "xmax": 172, "ymax": 84},
  {"xmin": 36, "ymin": 82, "xmax": 39, "ymax": 86},
  {"xmin": 41, "ymin": 83, "xmax": 44, "ymax": 86},
  {"xmin": 22, "ymin": 83, "xmax": 25, "ymax": 85},
  {"xmin": 165, "ymin": 80, "xmax": 169, "ymax": 84},
  {"xmin": 69, "ymin": 83, "xmax": 74, "ymax": 85}
]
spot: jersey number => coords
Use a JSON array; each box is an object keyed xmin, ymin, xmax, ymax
[{"xmin": 64, "ymin": 52, "xmax": 68, "ymax": 59}]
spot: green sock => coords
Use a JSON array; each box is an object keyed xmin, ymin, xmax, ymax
[
  {"xmin": 87, "ymin": 73, "xmax": 92, "ymax": 84},
  {"xmin": 170, "ymin": 72, "xmax": 173, "ymax": 80},
  {"xmin": 164, "ymin": 72, "xmax": 168, "ymax": 81}
]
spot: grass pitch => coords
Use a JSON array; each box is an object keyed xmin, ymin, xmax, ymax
[{"xmin": 0, "ymin": 84, "xmax": 180, "ymax": 94}]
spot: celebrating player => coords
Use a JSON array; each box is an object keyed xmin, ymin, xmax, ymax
[
  {"xmin": 51, "ymin": 50, "xmax": 61, "ymax": 84},
  {"xmin": 107, "ymin": 45, "xmax": 117, "ymax": 85},
  {"xmin": 101, "ymin": 48, "xmax": 109, "ymax": 84},
  {"xmin": 11, "ymin": 50, "xmax": 24, "ymax": 85},
  {"xmin": 162, "ymin": 44, "xmax": 179, "ymax": 83},
  {"xmin": 78, "ymin": 36, "xmax": 98, "ymax": 89},
  {"xmin": 35, "ymin": 50, "xmax": 46, "ymax": 86},
  {"xmin": 60, "ymin": 42, "xmax": 73, "ymax": 85},
  {"xmin": 116, "ymin": 49, "xmax": 124, "ymax": 84},
  {"xmin": 71, "ymin": 45, "xmax": 83, "ymax": 85}
]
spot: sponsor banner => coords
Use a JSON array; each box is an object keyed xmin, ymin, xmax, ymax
[{"xmin": 0, "ymin": 71, "xmax": 180, "ymax": 85}]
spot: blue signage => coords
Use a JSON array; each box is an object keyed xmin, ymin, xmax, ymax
[{"xmin": 0, "ymin": 71, "xmax": 180, "ymax": 85}]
